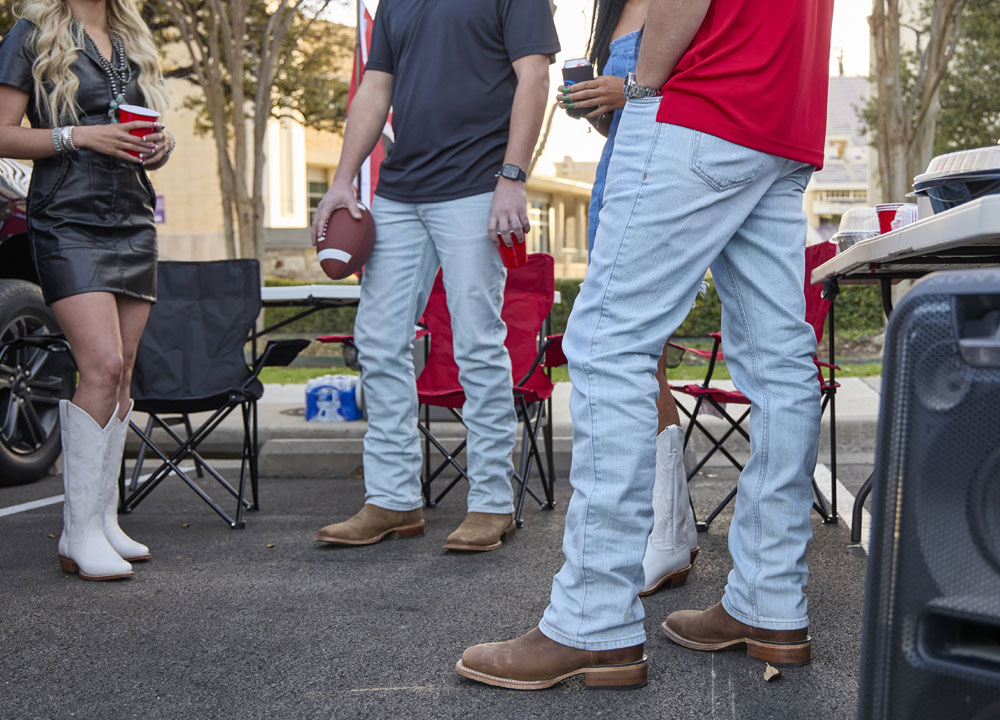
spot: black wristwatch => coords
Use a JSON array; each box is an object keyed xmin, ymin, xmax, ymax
[{"xmin": 495, "ymin": 163, "xmax": 527, "ymax": 182}]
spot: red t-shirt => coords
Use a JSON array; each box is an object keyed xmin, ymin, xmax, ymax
[{"xmin": 657, "ymin": 0, "xmax": 834, "ymax": 169}]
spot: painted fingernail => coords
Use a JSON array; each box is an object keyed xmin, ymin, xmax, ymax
[
  {"xmin": 566, "ymin": 102, "xmax": 575, "ymax": 108},
  {"xmin": 139, "ymin": 153, "xmax": 144, "ymax": 160}
]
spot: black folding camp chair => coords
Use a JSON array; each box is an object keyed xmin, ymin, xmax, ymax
[{"xmin": 118, "ymin": 260, "xmax": 308, "ymax": 529}]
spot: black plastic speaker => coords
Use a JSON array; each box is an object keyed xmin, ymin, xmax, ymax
[{"xmin": 859, "ymin": 269, "xmax": 1000, "ymax": 720}]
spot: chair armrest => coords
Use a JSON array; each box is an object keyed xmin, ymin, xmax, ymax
[
  {"xmin": 543, "ymin": 334, "xmax": 567, "ymax": 368},
  {"xmin": 667, "ymin": 341, "xmax": 716, "ymax": 361},
  {"xmin": 814, "ymin": 359, "xmax": 842, "ymax": 371},
  {"xmin": 316, "ymin": 334, "xmax": 354, "ymax": 345},
  {"xmin": 249, "ymin": 339, "xmax": 310, "ymax": 384},
  {"xmin": 0, "ymin": 333, "xmax": 75, "ymax": 370},
  {"xmin": 515, "ymin": 335, "xmax": 564, "ymax": 388}
]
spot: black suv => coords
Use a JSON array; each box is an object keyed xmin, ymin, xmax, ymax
[{"xmin": 0, "ymin": 158, "xmax": 75, "ymax": 485}]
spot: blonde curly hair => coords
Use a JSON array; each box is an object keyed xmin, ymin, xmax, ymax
[{"xmin": 16, "ymin": 0, "xmax": 170, "ymax": 125}]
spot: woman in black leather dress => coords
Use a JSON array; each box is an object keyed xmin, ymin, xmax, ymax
[{"xmin": 0, "ymin": 0, "xmax": 172, "ymax": 581}]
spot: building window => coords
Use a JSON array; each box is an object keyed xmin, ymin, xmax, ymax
[
  {"xmin": 529, "ymin": 198, "xmax": 551, "ymax": 254},
  {"xmin": 307, "ymin": 167, "xmax": 329, "ymax": 225}
]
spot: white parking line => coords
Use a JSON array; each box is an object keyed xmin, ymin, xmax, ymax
[
  {"xmin": 0, "ymin": 495, "xmax": 64, "ymax": 518},
  {"xmin": 0, "ymin": 465, "xmax": 196, "ymax": 518},
  {"xmin": 814, "ymin": 463, "xmax": 870, "ymax": 553}
]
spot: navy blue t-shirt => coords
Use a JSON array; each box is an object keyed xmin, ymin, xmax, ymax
[{"xmin": 366, "ymin": 0, "xmax": 560, "ymax": 203}]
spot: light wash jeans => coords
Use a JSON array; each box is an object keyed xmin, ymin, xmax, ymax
[
  {"xmin": 539, "ymin": 97, "xmax": 821, "ymax": 650},
  {"xmin": 354, "ymin": 192, "xmax": 516, "ymax": 515}
]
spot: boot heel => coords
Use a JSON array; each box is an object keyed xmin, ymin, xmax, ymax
[
  {"xmin": 584, "ymin": 660, "xmax": 648, "ymax": 689},
  {"xmin": 746, "ymin": 640, "xmax": 811, "ymax": 666},
  {"xmin": 392, "ymin": 523, "xmax": 425, "ymax": 539},
  {"xmin": 667, "ymin": 567, "xmax": 690, "ymax": 588},
  {"xmin": 500, "ymin": 525, "xmax": 516, "ymax": 542},
  {"xmin": 58, "ymin": 555, "xmax": 79, "ymax": 573}
]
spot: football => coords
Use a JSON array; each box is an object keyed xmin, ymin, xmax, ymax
[{"xmin": 316, "ymin": 205, "xmax": 376, "ymax": 280}]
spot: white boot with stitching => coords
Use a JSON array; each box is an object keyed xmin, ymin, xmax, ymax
[
  {"xmin": 102, "ymin": 401, "xmax": 150, "ymax": 562},
  {"xmin": 640, "ymin": 425, "xmax": 699, "ymax": 597},
  {"xmin": 57, "ymin": 400, "xmax": 133, "ymax": 580}
]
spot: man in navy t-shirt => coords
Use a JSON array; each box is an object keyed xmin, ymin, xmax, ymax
[{"xmin": 312, "ymin": 1, "xmax": 559, "ymax": 553}]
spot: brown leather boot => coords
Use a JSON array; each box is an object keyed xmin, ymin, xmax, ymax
[
  {"xmin": 315, "ymin": 504, "xmax": 424, "ymax": 545},
  {"xmin": 662, "ymin": 602, "xmax": 811, "ymax": 666},
  {"xmin": 443, "ymin": 511, "xmax": 515, "ymax": 551},
  {"xmin": 457, "ymin": 627, "xmax": 647, "ymax": 690}
]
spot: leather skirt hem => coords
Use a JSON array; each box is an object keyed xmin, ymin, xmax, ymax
[{"xmin": 43, "ymin": 284, "xmax": 156, "ymax": 307}]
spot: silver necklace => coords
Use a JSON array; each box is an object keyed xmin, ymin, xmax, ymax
[{"xmin": 82, "ymin": 28, "xmax": 132, "ymax": 122}]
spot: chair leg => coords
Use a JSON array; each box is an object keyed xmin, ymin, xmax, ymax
[
  {"xmin": 422, "ymin": 403, "xmax": 433, "ymax": 506},
  {"xmin": 120, "ymin": 408, "xmax": 252, "ymax": 528},
  {"xmin": 513, "ymin": 435, "xmax": 532, "ymax": 529},
  {"xmin": 128, "ymin": 415, "xmax": 154, "ymax": 492},
  {"xmin": 524, "ymin": 400, "xmax": 553, "ymax": 509},
  {"xmin": 122, "ymin": 418, "xmax": 245, "ymax": 528},
  {"xmin": 249, "ymin": 400, "xmax": 260, "ymax": 511},
  {"xmin": 417, "ymin": 422, "xmax": 470, "ymax": 506},
  {"xmin": 828, "ymin": 389, "xmax": 839, "ymax": 523},
  {"xmin": 541, "ymin": 400, "xmax": 556, "ymax": 509},
  {"xmin": 184, "ymin": 413, "xmax": 205, "ymax": 479}
]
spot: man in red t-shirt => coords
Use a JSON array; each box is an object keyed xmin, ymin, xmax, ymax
[{"xmin": 457, "ymin": 0, "xmax": 834, "ymax": 690}]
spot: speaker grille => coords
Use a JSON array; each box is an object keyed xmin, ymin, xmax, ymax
[{"xmin": 860, "ymin": 272, "xmax": 1000, "ymax": 720}]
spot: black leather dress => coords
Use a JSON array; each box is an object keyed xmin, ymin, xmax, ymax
[{"xmin": 0, "ymin": 19, "xmax": 157, "ymax": 305}]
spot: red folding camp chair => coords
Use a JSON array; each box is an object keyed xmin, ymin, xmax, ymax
[
  {"xmin": 418, "ymin": 253, "xmax": 562, "ymax": 527},
  {"xmin": 318, "ymin": 253, "xmax": 565, "ymax": 528},
  {"xmin": 669, "ymin": 241, "xmax": 840, "ymax": 530}
]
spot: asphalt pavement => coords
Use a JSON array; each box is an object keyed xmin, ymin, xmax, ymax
[{"xmin": 1, "ymin": 460, "xmax": 869, "ymax": 720}]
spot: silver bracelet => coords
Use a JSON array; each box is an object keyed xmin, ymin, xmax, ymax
[
  {"xmin": 164, "ymin": 129, "xmax": 176, "ymax": 156},
  {"xmin": 52, "ymin": 127, "xmax": 65, "ymax": 154},
  {"xmin": 61, "ymin": 126, "xmax": 78, "ymax": 153}
]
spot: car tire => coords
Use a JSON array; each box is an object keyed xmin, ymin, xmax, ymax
[{"xmin": 0, "ymin": 279, "xmax": 75, "ymax": 486}]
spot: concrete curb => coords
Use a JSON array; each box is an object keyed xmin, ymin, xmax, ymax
[{"xmin": 124, "ymin": 379, "xmax": 882, "ymax": 478}]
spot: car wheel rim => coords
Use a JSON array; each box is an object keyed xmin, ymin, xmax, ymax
[{"xmin": 0, "ymin": 315, "xmax": 66, "ymax": 455}]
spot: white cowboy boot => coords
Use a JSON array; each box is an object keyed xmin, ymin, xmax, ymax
[
  {"xmin": 640, "ymin": 425, "xmax": 698, "ymax": 597},
  {"xmin": 57, "ymin": 400, "xmax": 133, "ymax": 580},
  {"xmin": 102, "ymin": 400, "xmax": 150, "ymax": 561}
]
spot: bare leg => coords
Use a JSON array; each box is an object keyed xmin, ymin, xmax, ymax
[
  {"xmin": 50, "ymin": 292, "xmax": 124, "ymax": 426},
  {"xmin": 114, "ymin": 296, "xmax": 151, "ymax": 418},
  {"xmin": 656, "ymin": 338, "xmax": 681, "ymax": 432}
]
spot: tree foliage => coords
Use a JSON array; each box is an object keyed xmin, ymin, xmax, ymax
[
  {"xmin": 864, "ymin": 0, "xmax": 968, "ymax": 203},
  {"xmin": 862, "ymin": 0, "xmax": 1000, "ymax": 199},
  {"xmin": 149, "ymin": 0, "xmax": 349, "ymax": 261},
  {"xmin": 935, "ymin": 0, "xmax": 1000, "ymax": 153}
]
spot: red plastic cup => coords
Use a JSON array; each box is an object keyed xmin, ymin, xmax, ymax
[
  {"xmin": 118, "ymin": 104, "xmax": 161, "ymax": 157},
  {"xmin": 876, "ymin": 203, "xmax": 905, "ymax": 234},
  {"xmin": 497, "ymin": 232, "xmax": 527, "ymax": 269}
]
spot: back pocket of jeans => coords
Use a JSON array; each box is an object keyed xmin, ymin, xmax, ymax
[{"xmin": 689, "ymin": 132, "xmax": 767, "ymax": 192}]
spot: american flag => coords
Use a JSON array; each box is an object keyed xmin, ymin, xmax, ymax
[{"xmin": 350, "ymin": 0, "xmax": 393, "ymax": 208}]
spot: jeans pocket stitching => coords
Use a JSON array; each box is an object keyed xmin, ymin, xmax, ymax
[{"xmin": 689, "ymin": 133, "xmax": 767, "ymax": 192}]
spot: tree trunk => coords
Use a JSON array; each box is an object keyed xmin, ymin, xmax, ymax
[{"xmin": 870, "ymin": 0, "xmax": 968, "ymax": 203}]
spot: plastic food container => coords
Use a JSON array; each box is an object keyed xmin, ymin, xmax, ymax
[
  {"xmin": 910, "ymin": 145, "xmax": 1000, "ymax": 214},
  {"xmin": 831, "ymin": 206, "xmax": 880, "ymax": 253},
  {"xmin": 890, "ymin": 203, "xmax": 919, "ymax": 230}
]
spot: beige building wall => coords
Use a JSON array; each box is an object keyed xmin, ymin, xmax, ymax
[{"xmin": 146, "ymin": 61, "xmax": 229, "ymax": 261}]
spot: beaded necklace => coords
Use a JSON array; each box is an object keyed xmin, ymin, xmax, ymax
[{"xmin": 82, "ymin": 28, "xmax": 132, "ymax": 123}]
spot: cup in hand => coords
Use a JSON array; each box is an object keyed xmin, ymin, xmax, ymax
[
  {"xmin": 875, "ymin": 203, "xmax": 905, "ymax": 234},
  {"xmin": 497, "ymin": 232, "xmax": 527, "ymax": 269},
  {"xmin": 118, "ymin": 104, "xmax": 161, "ymax": 157}
]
